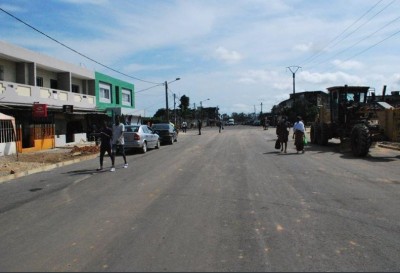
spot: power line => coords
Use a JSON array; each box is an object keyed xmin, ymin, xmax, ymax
[
  {"xmin": 299, "ymin": 0, "xmax": 385, "ymax": 67},
  {"xmin": 320, "ymin": 28, "xmax": 400, "ymax": 73},
  {"xmin": 0, "ymin": 7, "xmax": 160, "ymax": 85},
  {"xmin": 135, "ymin": 83, "xmax": 164, "ymax": 94},
  {"xmin": 313, "ymin": 13, "xmax": 400, "ymax": 67}
]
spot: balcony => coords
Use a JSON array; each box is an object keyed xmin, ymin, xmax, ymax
[{"xmin": 0, "ymin": 80, "xmax": 96, "ymax": 110}]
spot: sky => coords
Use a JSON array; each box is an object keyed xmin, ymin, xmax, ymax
[{"xmin": 1, "ymin": 0, "xmax": 400, "ymax": 117}]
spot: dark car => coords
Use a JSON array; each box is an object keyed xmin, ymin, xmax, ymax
[{"xmin": 151, "ymin": 123, "xmax": 177, "ymax": 145}]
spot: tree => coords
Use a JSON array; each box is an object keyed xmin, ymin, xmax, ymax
[
  {"xmin": 179, "ymin": 95, "xmax": 190, "ymax": 120},
  {"xmin": 153, "ymin": 108, "xmax": 166, "ymax": 119}
]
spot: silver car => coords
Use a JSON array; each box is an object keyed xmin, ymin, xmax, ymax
[{"xmin": 124, "ymin": 125, "xmax": 160, "ymax": 153}]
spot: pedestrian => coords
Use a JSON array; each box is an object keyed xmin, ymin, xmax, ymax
[
  {"xmin": 97, "ymin": 121, "xmax": 114, "ymax": 171},
  {"xmin": 197, "ymin": 119, "xmax": 202, "ymax": 135},
  {"xmin": 182, "ymin": 121, "xmax": 187, "ymax": 133},
  {"xmin": 276, "ymin": 116, "xmax": 290, "ymax": 153},
  {"xmin": 111, "ymin": 115, "xmax": 128, "ymax": 171},
  {"xmin": 293, "ymin": 116, "xmax": 306, "ymax": 154},
  {"xmin": 217, "ymin": 119, "xmax": 223, "ymax": 133}
]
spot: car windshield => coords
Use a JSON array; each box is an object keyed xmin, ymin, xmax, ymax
[
  {"xmin": 125, "ymin": 125, "xmax": 139, "ymax": 132},
  {"xmin": 152, "ymin": 124, "xmax": 170, "ymax": 130}
]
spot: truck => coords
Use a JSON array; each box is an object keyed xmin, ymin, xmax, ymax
[
  {"xmin": 310, "ymin": 85, "xmax": 388, "ymax": 157},
  {"xmin": 227, "ymin": 118, "xmax": 235, "ymax": 126}
]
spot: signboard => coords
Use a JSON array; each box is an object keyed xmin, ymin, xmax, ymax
[
  {"xmin": 63, "ymin": 105, "xmax": 73, "ymax": 113},
  {"xmin": 32, "ymin": 103, "xmax": 48, "ymax": 118}
]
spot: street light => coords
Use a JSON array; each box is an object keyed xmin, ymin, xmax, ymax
[
  {"xmin": 164, "ymin": 78, "xmax": 180, "ymax": 122},
  {"xmin": 199, "ymin": 98, "xmax": 210, "ymax": 120}
]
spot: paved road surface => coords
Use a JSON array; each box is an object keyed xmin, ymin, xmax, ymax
[{"xmin": 0, "ymin": 126, "xmax": 399, "ymax": 271}]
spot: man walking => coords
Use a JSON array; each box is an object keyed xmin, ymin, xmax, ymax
[
  {"xmin": 97, "ymin": 121, "xmax": 114, "ymax": 171},
  {"xmin": 217, "ymin": 120, "xmax": 223, "ymax": 133},
  {"xmin": 197, "ymin": 119, "xmax": 202, "ymax": 135},
  {"xmin": 111, "ymin": 115, "xmax": 128, "ymax": 172}
]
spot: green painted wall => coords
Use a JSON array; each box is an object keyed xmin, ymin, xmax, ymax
[{"xmin": 95, "ymin": 71, "xmax": 135, "ymax": 111}]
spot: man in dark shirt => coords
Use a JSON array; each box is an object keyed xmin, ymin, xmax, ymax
[{"xmin": 97, "ymin": 121, "xmax": 114, "ymax": 171}]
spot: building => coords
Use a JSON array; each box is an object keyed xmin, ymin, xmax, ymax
[
  {"xmin": 0, "ymin": 40, "xmax": 137, "ymax": 155},
  {"xmin": 272, "ymin": 91, "xmax": 329, "ymax": 123}
]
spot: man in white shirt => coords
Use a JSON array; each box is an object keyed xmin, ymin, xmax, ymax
[{"xmin": 111, "ymin": 115, "xmax": 128, "ymax": 172}]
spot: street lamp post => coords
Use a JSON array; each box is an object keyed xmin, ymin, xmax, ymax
[
  {"xmin": 164, "ymin": 78, "xmax": 180, "ymax": 122},
  {"xmin": 199, "ymin": 98, "xmax": 210, "ymax": 121}
]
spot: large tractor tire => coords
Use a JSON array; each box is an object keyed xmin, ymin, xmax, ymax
[
  {"xmin": 350, "ymin": 124, "xmax": 370, "ymax": 157},
  {"xmin": 320, "ymin": 123, "xmax": 329, "ymax": 146},
  {"xmin": 315, "ymin": 123, "xmax": 322, "ymax": 145}
]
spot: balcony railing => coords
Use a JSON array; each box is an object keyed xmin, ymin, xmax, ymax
[{"xmin": 0, "ymin": 80, "xmax": 96, "ymax": 109}]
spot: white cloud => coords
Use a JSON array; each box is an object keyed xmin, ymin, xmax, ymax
[
  {"xmin": 300, "ymin": 70, "xmax": 363, "ymax": 86},
  {"xmin": 294, "ymin": 42, "xmax": 314, "ymax": 52},
  {"xmin": 214, "ymin": 47, "xmax": 243, "ymax": 64},
  {"xmin": 332, "ymin": 59, "xmax": 364, "ymax": 70}
]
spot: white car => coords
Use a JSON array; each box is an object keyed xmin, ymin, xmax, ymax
[
  {"xmin": 226, "ymin": 119, "xmax": 235, "ymax": 126},
  {"xmin": 124, "ymin": 125, "xmax": 160, "ymax": 153}
]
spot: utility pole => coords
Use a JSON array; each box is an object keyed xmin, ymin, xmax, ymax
[
  {"xmin": 173, "ymin": 93, "xmax": 177, "ymax": 125},
  {"xmin": 164, "ymin": 78, "xmax": 180, "ymax": 122},
  {"xmin": 287, "ymin": 66, "xmax": 301, "ymax": 118},
  {"xmin": 260, "ymin": 102, "xmax": 263, "ymax": 114},
  {"xmin": 165, "ymin": 81, "xmax": 169, "ymax": 122}
]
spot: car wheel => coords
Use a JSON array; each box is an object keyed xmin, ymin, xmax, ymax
[
  {"xmin": 155, "ymin": 140, "xmax": 160, "ymax": 149},
  {"xmin": 170, "ymin": 137, "xmax": 174, "ymax": 145},
  {"xmin": 142, "ymin": 142, "xmax": 147, "ymax": 153}
]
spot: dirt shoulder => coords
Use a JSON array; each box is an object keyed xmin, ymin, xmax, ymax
[{"xmin": 0, "ymin": 145, "xmax": 100, "ymax": 178}]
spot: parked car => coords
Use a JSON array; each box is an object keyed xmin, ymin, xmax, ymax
[
  {"xmin": 124, "ymin": 124, "xmax": 160, "ymax": 153},
  {"xmin": 151, "ymin": 123, "xmax": 177, "ymax": 145}
]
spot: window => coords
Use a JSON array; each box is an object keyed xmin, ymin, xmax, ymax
[
  {"xmin": 0, "ymin": 65, "xmax": 4, "ymax": 81},
  {"xmin": 36, "ymin": 77, "xmax": 43, "ymax": 87},
  {"xmin": 72, "ymin": 84, "xmax": 79, "ymax": 93},
  {"xmin": 99, "ymin": 82, "xmax": 111, "ymax": 103},
  {"xmin": 0, "ymin": 120, "xmax": 16, "ymax": 143},
  {"xmin": 50, "ymin": 79, "xmax": 58, "ymax": 89},
  {"xmin": 122, "ymin": 88, "xmax": 132, "ymax": 106},
  {"xmin": 115, "ymin": 86, "xmax": 120, "ymax": 104}
]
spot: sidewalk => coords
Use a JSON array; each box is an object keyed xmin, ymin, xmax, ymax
[{"xmin": 0, "ymin": 144, "xmax": 99, "ymax": 184}]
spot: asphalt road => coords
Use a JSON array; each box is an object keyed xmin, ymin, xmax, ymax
[{"xmin": 0, "ymin": 126, "xmax": 399, "ymax": 271}]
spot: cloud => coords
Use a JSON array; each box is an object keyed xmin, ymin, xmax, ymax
[
  {"xmin": 0, "ymin": 3, "xmax": 25, "ymax": 12},
  {"xmin": 294, "ymin": 42, "xmax": 314, "ymax": 52},
  {"xmin": 237, "ymin": 70, "xmax": 280, "ymax": 84},
  {"xmin": 300, "ymin": 70, "xmax": 363, "ymax": 86},
  {"xmin": 214, "ymin": 46, "xmax": 243, "ymax": 64},
  {"xmin": 332, "ymin": 59, "xmax": 363, "ymax": 70}
]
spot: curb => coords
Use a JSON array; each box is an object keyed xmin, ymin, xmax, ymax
[
  {"xmin": 377, "ymin": 144, "xmax": 400, "ymax": 151},
  {"xmin": 0, "ymin": 153, "xmax": 98, "ymax": 184}
]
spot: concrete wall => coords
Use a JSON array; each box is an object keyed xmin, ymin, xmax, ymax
[
  {"xmin": 0, "ymin": 142, "xmax": 17, "ymax": 156},
  {"xmin": 55, "ymin": 133, "xmax": 87, "ymax": 147}
]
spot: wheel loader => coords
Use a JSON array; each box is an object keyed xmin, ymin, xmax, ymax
[{"xmin": 310, "ymin": 85, "xmax": 386, "ymax": 157}]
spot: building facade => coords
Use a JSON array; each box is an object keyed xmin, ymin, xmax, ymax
[{"xmin": 0, "ymin": 40, "xmax": 137, "ymax": 154}]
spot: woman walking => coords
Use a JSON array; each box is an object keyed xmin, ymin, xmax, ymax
[
  {"xmin": 276, "ymin": 116, "xmax": 289, "ymax": 153},
  {"xmin": 293, "ymin": 116, "xmax": 306, "ymax": 154}
]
